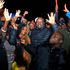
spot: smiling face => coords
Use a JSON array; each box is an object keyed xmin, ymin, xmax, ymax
[{"xmin": 36, "ymin": 17, "xmax": 44, "ymax": 28}]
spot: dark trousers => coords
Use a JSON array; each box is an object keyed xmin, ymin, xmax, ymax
[
  {"xmin": 0, "ymin": 47, "xmax": 8, "ymax": 70},
  {"xmin": 29, "ymin": 47, "xmax": 50, "ymax": 70}
]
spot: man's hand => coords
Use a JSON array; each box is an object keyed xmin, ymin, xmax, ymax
[
  {"xmin": 46, "ymin": 12, "xmax": 56, "ymax": 25},
  {"xmin": 15, "ymin": 10, "xmax": 21, "ymax": 17},
  {"xmin": 0, "ymin": 0, "xmax": 5, "ymax": 9},
  {"xmin": 63, "ymin": 4, "xmax": 69, "ymax": 12},
  {"xmin": 4, "ymin": 8, "xmax": 12, "ymax": 21}
]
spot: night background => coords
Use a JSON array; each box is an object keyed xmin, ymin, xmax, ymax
[{"xmin": 4, "ymin": 0, "xmax": 70, "ymax": 20}]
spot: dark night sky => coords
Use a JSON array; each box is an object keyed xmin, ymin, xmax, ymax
[{"xmin": 4, "ymin": 0, "xmax": 70, "ymax": 20}]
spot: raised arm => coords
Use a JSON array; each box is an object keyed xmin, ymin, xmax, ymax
[
  {"xmin": 46, "ymin": 12, "xmax": 58, "ymax": 31},
  {"xmin": 55, "ymin": 0, "xmax": 58, "ymax": 22},
  {"xmin": 63, "ymin": 4, "xmax": 70, "ymax": 19}
]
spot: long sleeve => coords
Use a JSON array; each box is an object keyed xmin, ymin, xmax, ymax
[
  {"xmin": 8, "ymin": 28, "xmax": 17, "ymax": 45},
  {"xmin": 55, "ymin": 11, "xmax": 58, "ymax": 23},
  {"xmin": 66, "ymin": 12, "xmax": 70, "ymax": 19},
  {"xmin": 0, "ymin": 29, "xmax": 6, "ymax": 43},
  {"xmin": 52, "ymin": 24, "xmax": 58, "ymax": 32}
]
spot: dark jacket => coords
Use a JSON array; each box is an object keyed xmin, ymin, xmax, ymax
[
  {"xmin": 48, "ymin": 47, "xmax": 66, "ymax": 70},
  {"xmin": 24, "ymin": 24, "xmax": 58, "ymax": 55},
  {"xmin": 24, "ymin": 24, "xmax": 58, "ymax": 70}
]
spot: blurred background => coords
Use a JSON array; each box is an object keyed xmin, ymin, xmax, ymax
[{"xmin": 4, "ymin": 0, "xmax": 70, "ymax": 20}]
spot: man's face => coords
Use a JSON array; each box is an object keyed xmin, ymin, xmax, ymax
[
  {"xmin": 49, "ymin": 32, "xmax": 62, "ymax": 45},
  {"xmin": 36, "ymin": 18, "xmax": 44, "ymax": 28}
]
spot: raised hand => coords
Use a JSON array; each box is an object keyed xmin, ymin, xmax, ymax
[
  {"xmin": 23, "ymin": 11, "xmax": 28, "ymax": 17},
  {"xmin": 15, "ymin": 10, "xmax": 21, "ymax": 17},
  {"xmin": 46, "ymin": 12, "xmax": 56, "ymax": 25},
  {"xmin": 3, "ymin": 8, "xmax": 12, "ymax": 21},
  {"xmin": 0, "ymin": 0, "xmax": 5, "ymax": 9},
  {"xmin": 63, "ymin": 4, "xmax": 69, "ymax": 12}
]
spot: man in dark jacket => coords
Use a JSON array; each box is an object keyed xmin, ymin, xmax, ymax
[{"xmin": 24, "ymin": 12, "xmax": 58, "ymax": 70}]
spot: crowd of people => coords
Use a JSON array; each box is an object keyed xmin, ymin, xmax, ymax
[{"xmin": 0, "ymin": 0, "xmax": 70, "ymax": 70}]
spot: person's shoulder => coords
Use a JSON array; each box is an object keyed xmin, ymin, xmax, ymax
[{"xmin": 60, "ymin": 47, "xmax": 67, "ymax": 54}]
